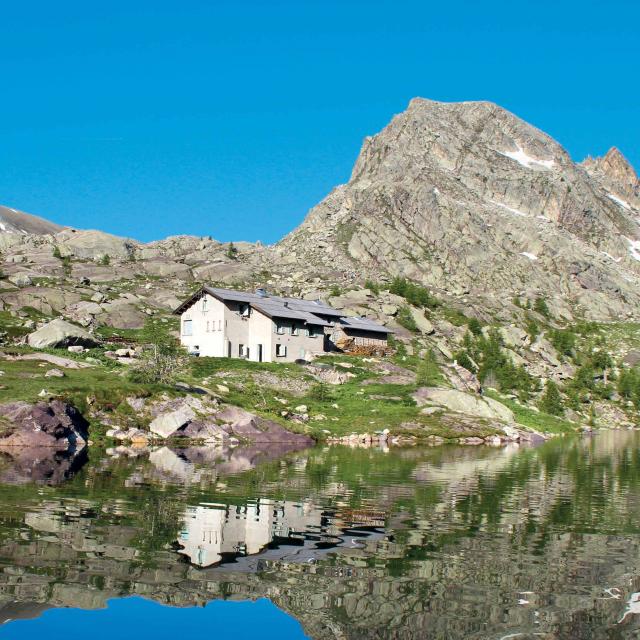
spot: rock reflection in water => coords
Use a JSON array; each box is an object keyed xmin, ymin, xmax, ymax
[
  {"xmin": 0, "ymin": 432, "xmax": 639, "ymax": 639},
  {"xmin": 0, "ymin": 445, "xmax": 88, "ymax": 485}
]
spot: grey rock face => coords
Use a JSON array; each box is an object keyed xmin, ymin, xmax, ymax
[
  {"xmin": 27, "ymin": 318, "xmax": 100, "ymax": 349},
  {"xmin": 413, "ymin": 387, "xmax": 515, "ymax": 423},
  {"xmin": 276, "ymin": 98, "xmax": 640, "ymax": 320}
]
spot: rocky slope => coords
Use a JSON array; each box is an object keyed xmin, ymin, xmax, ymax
[{"xmin": 0, "ymin": 205, "xmax": 64, "ymax": 236}]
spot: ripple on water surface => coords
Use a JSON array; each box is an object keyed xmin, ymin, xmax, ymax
[{"xmin": 0, "ymin": 431, "xmax": 639, "ymax": 639}]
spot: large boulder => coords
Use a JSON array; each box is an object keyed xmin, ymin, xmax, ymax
[
  {"xmin": 0, "ymin": 400, "xmax": 89, "ymax": 448},
  {"xmin": 27, "ymin": 319, "xmax": 100, "ymax": 349},
  {"xmin": 149, "ymin": 407, "xmax": 196, "ymax": 438},
  {"xmin": 55, "ymin": 229, "xmax": 138, "ymax": 260},
  {"xmin": 413, "ymin": 387, "xmax": 515, "ymax": 423},
  {"xmin": 409, "ymin": 307, "xmax": 435, "ymax": 334}
]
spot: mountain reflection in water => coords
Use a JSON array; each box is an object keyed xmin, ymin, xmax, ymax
[{"xmin": 0, "ymin": 432, "xmax": 640, "ymax": 639}]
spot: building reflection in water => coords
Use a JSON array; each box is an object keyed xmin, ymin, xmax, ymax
[{"xmin": 177, "ymin": 499, "xmax": 384, "ymax": 568}]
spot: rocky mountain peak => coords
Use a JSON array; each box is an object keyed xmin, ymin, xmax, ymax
[
  {"xmin": 582, "ymin": 146, "xmax": 639, "ymax": 202},
  {"xmin": 278, "ymin": 97, "xmax": 640, "ymax": 320}
]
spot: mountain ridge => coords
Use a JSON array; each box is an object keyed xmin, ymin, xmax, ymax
[{"xmin": 1, "ymin": 98, "xmax": 639, "ymax": 322}]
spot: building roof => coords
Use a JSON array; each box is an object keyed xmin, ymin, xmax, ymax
[
  {"xmin": 174, "ymin": 286, "xmax": 391, "ymax": 332},
  {"xmin": 339, "ymin": 316, "xmax": 392, "ymax": 334}
]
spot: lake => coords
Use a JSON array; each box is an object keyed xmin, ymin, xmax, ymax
[{"xmin": 0, "ymin": 432, "xmax": 639, "ymax": 639}]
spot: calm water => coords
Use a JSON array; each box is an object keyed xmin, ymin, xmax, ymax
[{"xmin": 1, "ymin": 433, "xmax": 640, "ymax": 639}]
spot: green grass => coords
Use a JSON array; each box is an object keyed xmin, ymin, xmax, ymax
[
  {"xmin": 485, "ymin": 390, "xmax": 577, "ymax": 434},
  {"xmin": 0, "ymin": 311, "xmax": 31, "ymax": 339},
  {"xmin": 187, "ymin": 355, "xmax": 501, "ymax": 440},
  {"xmin": 0, "ymin": 357, "xmax": 171, "ymax": 440}
]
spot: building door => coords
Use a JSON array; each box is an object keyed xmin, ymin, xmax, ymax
[{"xmin": 257, "ymin": 344, "xmax": 263, "ymax": 362}]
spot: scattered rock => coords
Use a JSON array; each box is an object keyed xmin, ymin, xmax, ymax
[{"xmin": 44, "ymin": 368, "xmax": 65, "ymax": 378}]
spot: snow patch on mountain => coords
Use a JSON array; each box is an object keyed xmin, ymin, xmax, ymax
[{"xmin": 499, "ymin": 145, "xmax": 555, "ymax": 170}]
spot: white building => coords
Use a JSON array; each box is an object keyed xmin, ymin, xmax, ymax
[{"xmin": 174, "ymin": 287, "xmax": 391, "ymax": 363}]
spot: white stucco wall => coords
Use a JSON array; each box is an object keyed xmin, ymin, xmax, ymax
[
  {"xmin": 271, "ymin": 319, "xmax": 325, "ymax": 362},
  {"xmin": 180, "ymin": 293, "xmax": 226, "ymax": 356}
]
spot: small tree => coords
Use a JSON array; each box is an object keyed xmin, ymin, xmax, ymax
[
  {"xmin": 467, "ymin": 317, "xmax": 483, "ymax": 337},
  {"xmin": 52, "ymin": 245, "xmax": 62, "ymax": 259},
  {"xmin": 533, "ymin": 296, "xmax": 551, "ymax": 319},
  {"xmin": 539, "ymin": 380, "xmax": 564, "ymax": 416},
  {"xmin": 396, "ymin": 305, "xmax": 418, "ymax": 332},
  {"xmin": 129, "ymin": 319, "xmax": 186, "ymax": 384},
  {"xmin": 99, "ymin": 254, "xmax": 111, "ymax": 266},
  {"xmin": 416, "ymin": 350, "xmax": 444, "ymax": 386},
  {"xmin": 226, "ymin": 242, "xmax": 238, "ymax": 260}
]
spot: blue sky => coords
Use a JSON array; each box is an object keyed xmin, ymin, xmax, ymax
[{"xmin": 0, "ymin": 0, "xmax": 637, "ymax": 243}]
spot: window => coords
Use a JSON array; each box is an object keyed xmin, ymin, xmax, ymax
[
  {"xmin": 218, "ymin": 319, "xmax": 222, "ymax": 331},
  {"xmin": 239, "ymin": 303, "xmax": 250, "ymax": 317},
  {"xmin": 206, "ymin": 321, "xmax": 210, "ymax": 332},
  {"xmin": 182, "ymin": 319, "xmax": 193, "ymax": 336},
  {"xmin": 276, "ymin": 322, "xmax": 285, "ymax": 335},
  {"xmin": 308, "ymin": 325, "xmax": 317, "ymax": 338},
  {"xmin": 202, "ymin": 297, "xmax": 208, "ymax": 312},
  {"xmin": 239, "ymin": 344, "xmax": 245, "ymax": 357},
  {"xmin": 292, "ymin": 324, "xmax": 299, "ymax": 336},
  {"xmin": 276, "ymin": 344, "xmax": 287, "ymax": 357}
]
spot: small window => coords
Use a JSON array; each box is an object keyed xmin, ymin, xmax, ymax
[
  {"xmin": 292, "ymin": 324, "xmax": 299, "ymax": 336},
  {"xmin": 308, "ymin": 325, "xmax": 317, "ymax": 338},
  {"xmin": 239, "ymin": 344, "xmax": 245, "ymax": 357},
  {"xmin": 183, "ymin": 319, "xmax": 193, "ymax": 336},
  {"xmin": 239, "ymin": 303, "xmax": 250, "ymax": 317},
  {"xmin": 202, "ymin": 297, "xmax": 208, "ymax": 312},
  {"xmin": 218, "ymin": 319, "xmax": 222, "ymax": 331},
  {"xmin": 206, "ymin": 321, "xmax": 210, "ymax": 332},
  {"xmin": 276, "ymin": 323, "xmax": 285, "ymax": 335},
  {"xmin": 276, "ymin": 344, "xmax": 287, "ymax": 357}
]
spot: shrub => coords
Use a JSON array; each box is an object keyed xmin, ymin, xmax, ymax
[
  {"xmin": 99, "ymin": 254, "xmax": 111, "ymax": 266},
  {"xmin": 454, "ymin": 350, "xmax": 477, "ymax": 373},
  {"xmin": 396, "ymin": 305, "xmax": 418, "ymax": 332},
  {"xmin": 525, "ymin": 314, "xmax": 540, "ymax": 342},
  {"xmin": 226, "ymin": 242, "xmax": 238, "ymax": 260},
  {"xmin": 470, "ymin": 327, "xmax": 535, "ymax": 398},
  {"xmin": 533, "ymin": 297, "xmax": 550, "ymax": 318},
  {"xmin": 309, "ymin": 381, "xmax": 334, "ymax": 403},
  {"xmin": 539, "ymin": 380, "xmax": 564, "ymax": 416},
  {"xmin": 618, "ymin": 368, "xmax": 640, "ymax": 408},
  {"xmin": 389, "ymin": 277, "xmax": 440, "ymax": 309},
  {"xmin": 364, "ymin": 280, "xmax": 380, "ymax": 295},
  {"xmin": 549, "ymin": 328, "xmax": 576, "ymax": 357},
  {"xmin": 467, "ymin": 317, "xmax": 483, "ymax": 337},
  {"xmin": 329, "ymin": 285, "xmax": 342, "ymax": 297},
  {"xmin": 129, "ymin": 319, "xmax": 186, "ymax": 384},
  {"xmin": 52, "ymin": 246, "xmax": 62, "ymax": 259}
]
